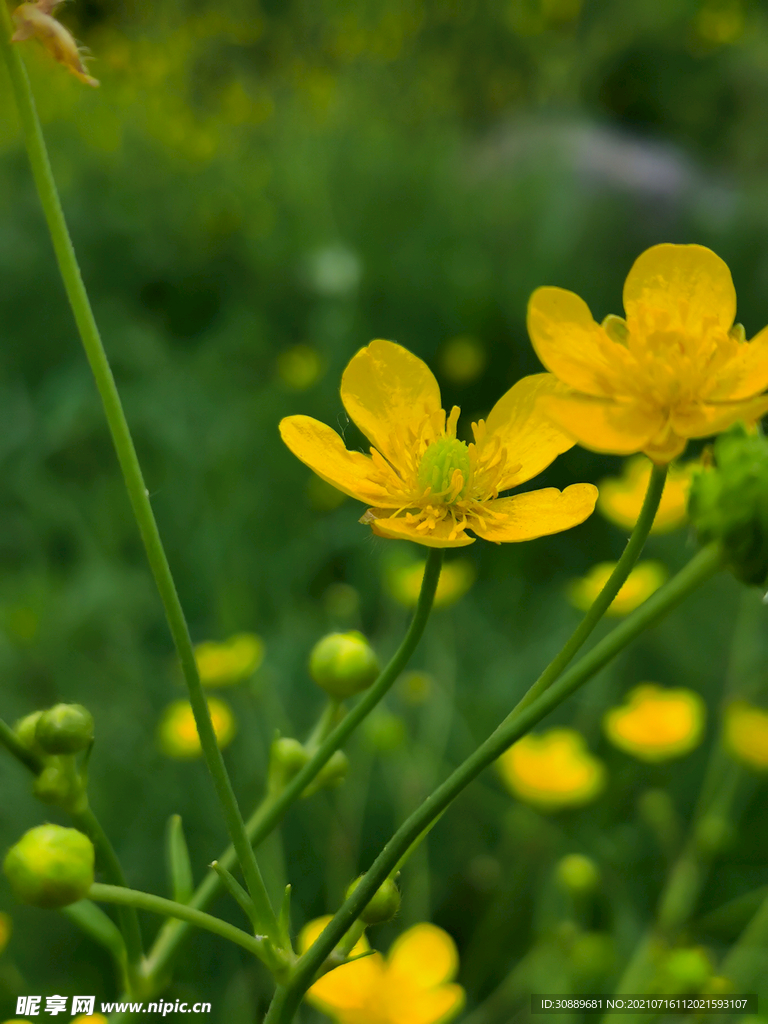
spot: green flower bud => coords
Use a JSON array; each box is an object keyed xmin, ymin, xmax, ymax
[
  {"xmin": 268, "ymin": 737, "xmax": 310, "ymax": 795},
  {"xmin": 4, "ymin": 824, "xmax": 94, "ymax": 908},
  {"xmin": 688, "ymin": 425, "xmax": 768, "ymax": 586},
  {"xmin": 32, "ymin": 757, "xmax": 83, "ymax": 809},
  {"xmin": 303, "ymin": 750, "xmax": 349, "ymax": 798},
  {"xmin": 661, "ymin": 947, "xmax": 712, "ymax": 990},
  {"xmin": 309, "ymin": 632, "xmax": 380, "ymax": 699},
  {"xmin": 345, "ymin": 874, "xmax": 401, "ymax": 925},
  {"xmin": 35, "ymin": 704, "xmax": 94, "ymax": 755},
  {"xmin": 555, "ymin": 853, "xmax": 601, "ymax": 895},
  {"xmin": 14, "ymin": 711, "xmax": 45, "ymax": 756}
]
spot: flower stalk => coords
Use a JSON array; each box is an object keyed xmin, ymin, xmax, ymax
[
  {"xmin": 0, "ymin": 4, "xmax": 280, "ymax": 947},
  {"xmin": 268, "ymin": 542, "xmax": 723, "ymax": 1024}
]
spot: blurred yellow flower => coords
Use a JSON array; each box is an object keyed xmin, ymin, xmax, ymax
[
  {"xmin": 528, "ymin": 244, "xmax": 768, "ymax": 462},
  {"xmin": 158, "ymin": 698, "xmax": 235, "ymax": 759},
  {"xmin": 301, "ymin": 916, "xmax": 464, "ymax": 1024},
  {"xmin": 397, "ymin": 671, "xmax": 433, "ymax": 705},
  {"xmin": 280, "ymin": 339, "xmax": 597, "ymax": 547},
  {"xmin": 0, "ymin": 912, "xmax": 10, "ymax": 954},
  {"xmin": 597, "ymin": 455, "xmax": 696, "ymax": 533},
  {"xmin": 387, "ymin": 558, "xmax": 475, "ymax": 609},
  {"xmin": 724, "ymin": 701, "xmax": 768, "ymax": 770},
  {"xmin": 604, "ymin": 684, "xmax": 706, "ymax": 762},
  {"xmin": 568, "ymin": 561, "xmax": 667, "ymax": 616},
  {"xmin": 12, "ymin": 0, "xmax": 99, "ymax": 86},
  {"xmin": 72, "ymin": 1016, "xmax": 108, "ymax": 1023},
  {"xmin": 438, "ymin": 336, "xmax": 486, "ymax": 384},
  {"xmin": 497, "ymin": 729, "xmax": 605, "ymax": 810},
  {"xmin": 194, "ymin": 633, "xmax": 264, "ymax": 687}
]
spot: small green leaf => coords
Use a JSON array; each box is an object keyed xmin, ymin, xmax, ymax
[{"xmin": 165, "ymin": 814, "xmax": 193, "ymax": 904}]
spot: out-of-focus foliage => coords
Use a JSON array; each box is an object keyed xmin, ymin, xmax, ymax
[{"xmin": 2, "ymin": 0, "xmax": 768, "ymax": 1021}]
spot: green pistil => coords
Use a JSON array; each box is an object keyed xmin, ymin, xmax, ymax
[{"xmin": 417, "ymin": 438, "xmax": 471, "ymax": 500}]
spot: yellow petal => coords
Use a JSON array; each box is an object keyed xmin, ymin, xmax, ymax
[
  {"xmin": 527, "ymin": 287, "xmax": 631, "ymax": 397},
  {"xmin": 385, "ymin": 984, "xmax": 465, "ymax": 1024},
  {"xmin": 279, "ymin": 415, "xmax": 398, "ymax": 506},
  {"xmin": 622, "ymin": 243, "xmax": 736, "ymax": 334},
  {"xmin": 470, "ymin": 484, "xmax": 597, "ymax": 543},
  {"xmin": 537, "ymin": 393, "xmax": 663, "ymax": 455},
  {"xmin": 341, "ymin": 339, "xmax": 443, "ymax": 466},
  {"xmin": 307, "ymin": 955, "xmax": 386, "ymax": 1014},
  {"xmin": 709, "ymin": 323, "xmax": 768, "ymax": 400},
  {"xmin": 387, "ymin": 924, "xmax": 459, "ymax": 989},
  {"xmin": 568, "ymin": 561, "xmax": 668, "ymax": 616},
  {"xmin": 364, "ymin": 509, "xmax": 476, "ymax": 548},
  {"xmin": 671, "ymin": 395, "xmax": 768, "ymax": 439},
  {"xmin": 724, "ymin": 701, "xmax": 768, "ymax": 771},
  {"xmin": 479, "ymin": 373, "xmax": 576, "ymax": 490},
  {"xmin": 497, "ymin": 729, "xmax": 605, "ymax": 810}
]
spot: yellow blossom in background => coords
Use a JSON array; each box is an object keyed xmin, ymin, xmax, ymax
[
  {"xmin": 597, "ymin": 455, "xmax": 697, "ymax": 533},
  {"xmin": 568, "ymin": 561, "xmax": 667, "ymax": 616},
  {"xmin": 300, "ymin": 916, "xmax": 464, "ymax": 1024},
  {"xmin": 72, "ymin": 1016, "xmax": 108, "ymax": 1023},
  {"xmin": 723, "ymin": 701, "xmax": 768, "ymax": 770},
  {"xmin": 604, "ymin": 684, "xmax": 706, "ymax": 762},
  {"xmin": 280, "ymin": 339, "xmax": 597, "ymax": 547},
  {"xmin": 0, "ymin": 912, "xmax": 10, "ymax": 954},
  {"xmin": 438, "ymin": 335, "xmax": 486, "ymax": 384},
  {"xmin": 157, "ymin": 698, "xmax": 235, "ymax": 758},
  {"xmin": 497, "ymin": 729, "xmax": 605, "ymax": 810},
  {"xmin": 386, "ymin": 558, "xmax": 476, "ymax": 609},
  {"xmin": 528, "ymin": 244, "xmax": 768, "ymax": 462},
  {"xmin": 194, "ymin": 633, "xmax": 264, "ymax": 686},
  {"xmin": 12, "ymin": 0, "xmax": 99, "ymax": 86},
  {"xmin": 398, "ymin": 671, "xmax": 434, "ymax": 705}
]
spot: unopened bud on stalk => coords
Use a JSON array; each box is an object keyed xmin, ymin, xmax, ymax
[
  {"xmin": 32, "ymin": 756, "xmax": 83, "ymax": 810},
  {"xmin": 309, "ymin": 632, "xmax": 380, "ymax": 699},
  {"xmin": 36, "ymin": 704, "xmax": 94, "ymax": 755},
  {"xmin": 688, "ymin": 425, "xmax": 768, "ymax": 586},
  {"xmin": 3, "ymin": 824, "xmax": 94, "ymax": 908},
  {"xmin": 268, "ymin": 737, "xmax": 310, "ymax": 794},
  {"xmin": 345, "ymin": 874, "xmax": 401, "ymax": 924},
  {"xmin": 14, "ymin": 711, "xmax": 45, "ymax": 756},
  {"xmin": 555, "ymin": 853, "xmax": 601, "ymax": 895}
]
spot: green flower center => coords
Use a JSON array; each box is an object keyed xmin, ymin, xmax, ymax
[{"xmin": 417, "ymin": 438, "xmax": 471, "ymax": 500}]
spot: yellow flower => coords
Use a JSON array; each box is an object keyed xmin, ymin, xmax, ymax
[
  {"xmin": 567, "ymin": 561, "xmax": 667, "ymax": 616},
  {"xmin": 12, "ymin": 0, "xmax": 99, "ymax": 87},
  {"xmin": 157, "ymin": 698, "xmax": 236, "ymax": 759},
  {"xmin": 597, "ymin": 455, "xmax": 696, "ymax": 533},
  {"xmin": 194, "ymin": 633, "xmax": 264, "ymax": 687},
  {"xmin": 301, "ymin": 917, "xmax": 464, "ymax": 1024},
  {"xmin": 386, "ymin": 558, "xmax": 475, "ymax": 609},
  {"xmin": 72, "ymin": 1016, "xmax": 108, "ymax": 1024},
  {"xmin": 497, "ymin": 729, "xmax": 605, "ymax": 810},
  {"xmin": 527, "ymin": 244, "xmax": 768, "ymax": 462},
  {"xmin": 0, "ymin": 912, "xmax": 10, "ymax": 954},
  {"xmin": 604, "ymin": 684, "xmax": 706, "ymax": 762},
  {"xmin": 280, "ymin": 339, "xmax": 597, "ymax": 547},
  {"xmin": 724, "ymin": 701, "xmax": 768, "ymax": 770}
]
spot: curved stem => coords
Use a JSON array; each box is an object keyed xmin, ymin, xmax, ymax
[
  {"xmin": 144, "ymin": 548, "xmax": 444, "ymax": 981},
  {"xmin": 89, "ymin": 884, "xmax": 272, "ymax": 962},
  {"xmin": 72, "ymin": 806, "xmax": 145, "ymax": 987},
  {"xmin": 271, "ymin": 542, "xmax": 722, "ymax": 1024},
  {"xmin": 0, "ymin": 10, "xmax": 278, "ymax": 945},
  {"xmin": 0, "ymin": 716, "xmax": 43, "ymax": 774},
  {"xmin": 513, "ymin": 462, "xmax": 668, "ymax": 716}
]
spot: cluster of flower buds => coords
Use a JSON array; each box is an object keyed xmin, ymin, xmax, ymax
[
  {"xmin": 11, "ymin": 0, "xmax": 99, "ymax": 86},
  {"xmin": 688, "ymin": 425, "xmax": 768, "ymax": 587},
  {"xmin": 14, "ymin": 703, "xmax": 94, "ymax": 812}
]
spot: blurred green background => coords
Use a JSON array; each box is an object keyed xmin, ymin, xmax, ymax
[{"xmin": 2, "ymin": 0, "xmax": 768, "ymax": 1019}]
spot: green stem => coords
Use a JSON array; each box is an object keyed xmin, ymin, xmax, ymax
[
  {"xmin": 270, "ymin": 542, "xmax": 722, "ymax": 1024},
  {"xmin": 89, "ymin": 884, "xmax": 276, "ymax": 964},
  {"xmin": 0, "ymin": 716, "xmax": 43, "ymax": 773},
  {"xmin": 513, "ymin": 462, "xmax": 668, "ymax": 716},
  {"xmin": 0, "ymin": 13, "xmax": 279, "ymax": 945},
  {"xmin": 72, "ymin": 805, "xmax": 145, "ymax": 986},
  {"xmin": 143, "ymin": 549, "xmax": 444, "ymax": 982}
]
